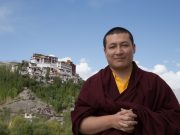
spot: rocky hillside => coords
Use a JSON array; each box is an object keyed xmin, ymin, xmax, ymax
[{"xmin": 0, "ymin": 87, "xmax": 63, "ymax": 122}]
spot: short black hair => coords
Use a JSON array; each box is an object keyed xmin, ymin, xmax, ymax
[{"xmin": 103, "ymin": 27, "xmax": 134, "ymax": 48}]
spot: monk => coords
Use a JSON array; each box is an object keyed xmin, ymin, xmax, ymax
[{"xmin": 71, "ymin": 27, "xmax": 180, "ymax": 135}]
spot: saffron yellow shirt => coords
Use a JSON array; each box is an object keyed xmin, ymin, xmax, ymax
[{"xmin": 112, "ymin": 72, "xmax": 131, "ymax": 94}]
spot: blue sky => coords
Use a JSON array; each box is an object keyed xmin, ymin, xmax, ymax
[{"xmin": 0, "ymin": 0, "xmax": 180, "ymax": 100}]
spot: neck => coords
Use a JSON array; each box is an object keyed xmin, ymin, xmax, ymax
[{"xmin": 110, "ymin": 63, "xmax": 133, "ymax": 80}]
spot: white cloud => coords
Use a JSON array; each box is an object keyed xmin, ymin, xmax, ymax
[
  {"xmin": 152, "ymin": 64, "xmax": 168, "ymax": 74},
  {"xmin": 76, "ymin": 58, "xmax": 96, "ymax": 80},
  {"xmin": 177, "ymin": 71, "xmax": 180, "ymax": 76}
]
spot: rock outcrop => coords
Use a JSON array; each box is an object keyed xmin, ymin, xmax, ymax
[{"xmin": 0, "ymin": 87, "xmax": 63, "ymax": 122}]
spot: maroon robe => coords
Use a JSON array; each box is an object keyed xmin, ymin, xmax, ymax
[{"xmin": 71, "ymin": 62, "xmax": 180, "ymax": 135}]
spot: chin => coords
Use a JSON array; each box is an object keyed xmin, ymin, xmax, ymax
[
  {"xmin": 116, "ymin": 62, "xmax": 127, "ymax": 67},
  {"xmin": 114, "ymin": 63, "xmax": 130, "ymax": 69},
  {"xmin": 108, "ymin": 61, "xmax": 131, "ymax": 69}
]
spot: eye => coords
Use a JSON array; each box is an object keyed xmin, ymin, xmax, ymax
[
  {"xmin": 122, "ymin": 44, "xmax": 128, "ymax": 47},
  {"xmin": 121, "ymin": 43, "xmax": 130, "ymax": 47},
  {"xmin": 109, "ymin": 46, "xmax": 115, "ymax": 49},
  {"xmin": 108, "ymin": 43, "xmax": 116, "ymax": 49}
]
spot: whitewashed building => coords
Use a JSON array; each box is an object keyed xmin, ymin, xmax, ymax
[{"xmin": 24, "ymin": 53, "xmax": 79, "ymax": 82}]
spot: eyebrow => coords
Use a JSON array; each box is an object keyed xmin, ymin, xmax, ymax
[
  {"xmin": 109, "ymin": 41, "xmax": 129, "ymax": 45},
  {"xmin": 120, "ymin": 41, "xmax": 129, "ymax": 44}
]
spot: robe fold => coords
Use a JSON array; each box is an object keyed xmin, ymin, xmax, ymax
[{"xmin": 71, "ymin": 62, "xmax": 180, "ymax": 135}]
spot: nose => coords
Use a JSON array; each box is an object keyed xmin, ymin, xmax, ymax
[{"xmin": 115, "ymin": 45, "xmax": 123, "ymax": 54}]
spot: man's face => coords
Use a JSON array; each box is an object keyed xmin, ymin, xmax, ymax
[{"xmin": 104, "ymin": 33, "xmax": 135, "ymax": 70}]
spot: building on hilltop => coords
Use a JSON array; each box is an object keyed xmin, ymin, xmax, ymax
[
  {"xmin": 58, "ymin": 60, "xmax": 72, "ymax": 81},
  {"xmin": 20, "ymin": 53, "xmax": 81, "ymax": 83},
  {"xmin": 30, "ymin": 53, "xmax": 58, "ymax": 68}
]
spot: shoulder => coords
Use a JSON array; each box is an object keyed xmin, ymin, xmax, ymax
[
  {"xmin": 138, "ymin": 67, "xmax": 171, "ymax": 91},
  {"xmin": 77, "ymin": 66, "xmax": 110, "ymax": 106},
  {"xmin": 133, "ymin": 61, "xmax": 160, "ymax": 82},
  {"xmin": 135, "ymin": 65, "xmax": 171, "ymax": 91}
]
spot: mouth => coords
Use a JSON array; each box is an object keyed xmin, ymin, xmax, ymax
[
  {"xmin": 113, "ymin": 59, "xmax": 125, "ymax": 63},
  {"xmin": 114, "ymin": 57, "xmax": 125, "ymax": 60}
]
